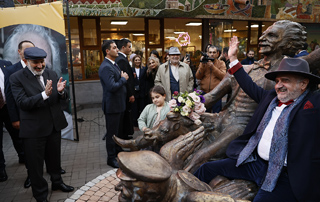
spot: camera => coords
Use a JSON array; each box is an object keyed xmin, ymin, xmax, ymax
[{"xmin": 200, "ymin": 51, "xmax": 215, "ymax": 63}]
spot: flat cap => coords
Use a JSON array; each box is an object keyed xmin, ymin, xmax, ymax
[
  {"xmin": 117, "ymin": 151, "xmax": 172, "ymax": 182},
  {"xmin": 24, "ymin": 47, "xmax": 47, "ymax": 60}
]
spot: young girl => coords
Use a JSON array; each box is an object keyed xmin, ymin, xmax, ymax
[{"xmin": 138, "ymin": 85, "xmax": 170, "ymax": 132}]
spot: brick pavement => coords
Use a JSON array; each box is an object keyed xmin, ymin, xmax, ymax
[{"xmin": 0, "ymin": 108, "xmax": 138, "ymax": 202}]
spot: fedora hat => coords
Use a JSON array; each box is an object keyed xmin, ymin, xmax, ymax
[
  {"xmin": 168, "ymin": 47, "xmax": 181, "ymax": 55},
  {"xmin": 265, "ymin": 58, "xmax": 320, "ymax": 84}
]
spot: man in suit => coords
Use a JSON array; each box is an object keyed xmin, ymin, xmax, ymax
[
  {"xmin": 99, "ymin": 40, "xmax": 129, "ymax": 168},
  {"xmin": 115, "ymin": 38, "xmax": 135, "ymax": 137},
  {"xmin": 195, "ymin": 36, "xmax": 320, "ymax": 201},
  {"xmin": 0, "ymin": 59, "xmax": 25, "ymax": 182},
  {"xmin": 10, "ymin": 47, "xmax": 73, "ymax": 202},
  {"xmin": 294, "ymin": 42, "xmax": 309, "ymax": 58},
  {"xmin": 6, "ymin": 40, "xmax": 66, "ymax": 188}
]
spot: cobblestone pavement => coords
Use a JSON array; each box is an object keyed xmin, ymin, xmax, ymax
[{"xmin": 0, "ymin": 108, "xmax": 139, "ymax": 202}]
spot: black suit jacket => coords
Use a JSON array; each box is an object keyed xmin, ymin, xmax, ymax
[
  {"xmin": 98, "ymin": 58, "xmax": 127, "ymax": 114},
  {"xmin": 226, "ymin": 64, "xmax": 320, "ymax": 201},
  {"xmin": 10, "ymin": 67, "xmax": 68, "ymax": 138},
  {"xmin": 4, "ymin": 61, "xmax": 23, "ymax": 122},
  {"xmin": 115, "ymin": 53, "xmax": 135, "ymax": 99},
  {"xmin": 131, "ymin": 66, "xmax": 147, "ymax": 98}
]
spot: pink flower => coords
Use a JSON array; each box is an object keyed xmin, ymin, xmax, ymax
[
  {"xmin": 168, "ymin": 99, "xmax": 177, "ymax": 109},
  {"xmin": 189, "ymin": 111, "xmax": 200, "ymax": 121},
  {"xmin": 194, "ymin": 103, "xmax": 206, "ymax": 115},
  {"xmin": 189, "ymin": 92, "xmax": 200, "ymax": 104}
]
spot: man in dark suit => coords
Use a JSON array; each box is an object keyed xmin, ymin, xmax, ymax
[
  {"xmin": 115, "ymin": 38, "xmax": 135, "ymax": 138},
  {"xmin": 0, "ymin": 59, "xmax": 25, "ymax": 182},
  {"xmin": 99, "ymin": 40, "xmax": 129, "ymax": 168},
  {"xmin": 10, "ymin": 47, "xmax": 73, "ymax": 202},
  {"xmin": 294, "ymin": 42, "xmax": 309, "ymax": 58},
  {"xmin": 195, "ymin": 36, "xmax": 320, "ymax": 201}
]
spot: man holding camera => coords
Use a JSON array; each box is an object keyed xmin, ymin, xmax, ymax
[{"xmin": 196, "ymin": 45, "xmax": 226, "ymax": 113}]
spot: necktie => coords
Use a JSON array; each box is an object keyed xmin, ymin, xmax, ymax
[
  {"xmin": 36, "ymin": 75, "xmax": 45, "ymax": 90},
  {"xmin": 278, "ymin": 100, "xmax": 294, "ymax": 107},
  {"xmin": 0, "ymin": 88, "xmax": 5, "ymax": 109},
  {"xmin": 114, "ymin": 63, "xmax": 121, "ymax": 72}
]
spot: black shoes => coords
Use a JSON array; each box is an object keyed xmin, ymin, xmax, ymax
[
  {"xmin": 60, "ymin": 168, "xmax": 66, "ymax": 174},
  {"xmin": 52, "ymin": 182, "xmax": 74, "ymax": 192},
  {"xmin": 107, "ymin": 158, "xmax": 119, "ymax": 168},
  {"xmin": 0, "ymin": 168, "xmax": 8, "ymax": 182},
  {"xmin": 24, "ymin": 176, "xmax": 31, "ymax": 188}
]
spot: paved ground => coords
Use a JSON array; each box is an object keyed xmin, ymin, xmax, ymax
[{"xmin": 0, "ymin": 108, "xmax": 140, "ymax": 202}]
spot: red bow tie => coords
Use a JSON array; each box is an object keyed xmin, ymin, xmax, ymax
[{"xmin": 278, "ymin": 100, "xmax": 294, "ymax": 107}]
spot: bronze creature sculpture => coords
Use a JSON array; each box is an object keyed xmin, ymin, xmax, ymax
[{"xmin": 115, "ymin": 127, "xmax": 257, "ymax": 202}]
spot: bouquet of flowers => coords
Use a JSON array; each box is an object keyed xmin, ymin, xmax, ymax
[{"xmin": 168, "ymin": 90, "xmax": 206, "ymax": 125}]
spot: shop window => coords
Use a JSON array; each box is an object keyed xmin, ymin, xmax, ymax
[
  {"xmin": 82, "ymin": 19, "xmax": 97, "ymax": 46},
  {"xmin": 149, "ymin": 19, "xmax": 161, "ymax": 45},
  {"xmin": 164, "ymin": 18, "xmax": 202, "ymax": 67},
  {"xmin": 101, "ymin": 32, "xmax": 146, "ymax": 66},
  {"xmin": 83, "ymin": 50, "xmax": 100, "ymax": 79},
  {"xmin": 65, "ymin": 17, "xmax": 82, "ymax": 80}
]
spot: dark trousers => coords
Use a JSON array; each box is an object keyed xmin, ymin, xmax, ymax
[
  {"xmin": 132, "ymin": 94, "xmax": 145, "ymax": 127},
  {"xmin": 0, "ymin": 105, "xmax": 24, "ymax": 168},
  {"xmin": 194, "ymin": 157, "xmax": 298, "ymax": 202},
  {"xmin": 205, "ymin": 99, "xmax": 222, "ymax": 113},
  {"xmin": 105, "ymin": 112, "xmax": 124, "ymax": 159},
  {"xmin": 23, "ymin": 130, "xmax": 62, "ymax": 201}
]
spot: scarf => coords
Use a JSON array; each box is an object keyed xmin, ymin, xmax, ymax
[{"xmin": 236, "ymin": 89, "xmax": 309, "ymax": 192}]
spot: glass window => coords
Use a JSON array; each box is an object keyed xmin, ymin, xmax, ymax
[
  {"xmin": 100, "ymin": 17, "xmax": 144, "ymax": 31},
  {"xmin": 101, "ymin": 32, "xmax": 146, "ymax": 66},
  {"xmin": 82, "ymin": 19, "xmax": 97, "ymax": 46},
  {"xmin": 149, "ymin": 19, "xmax": 161, "ymax": 45},
  {"xmin": 83, "ymin": 50, "xmax": 100, "ymax": 79},
  {"xmin": 164, "ymin": 18, "xmax": 202, "ymax": 67},
  {"xmin": 233, "ymin": 21, "xmax": 248, "ymax": 60},
  {"xmin": 65, "ymin": 17, "xmax": 82, "ymax": 80}
]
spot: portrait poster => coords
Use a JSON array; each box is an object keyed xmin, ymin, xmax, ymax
[{"xmin": 0, "ymin": 2, "xmax": 74, "ymax": 140}]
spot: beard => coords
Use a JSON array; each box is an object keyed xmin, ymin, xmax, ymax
[{"xmin": 27, "ymin": 61, "xmax": 45, "ymax": 76}]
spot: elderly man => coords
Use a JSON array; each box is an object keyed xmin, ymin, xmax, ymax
[
  {"xmin": 196, "ymin": 45, "xmax": 226, "ymax": 113},
  {"xmin": 155, "ymin": 47, "xmax": 194, "ymax": 101},
  {"xmin": 10, "ymin": 47, "xmax": 73, "ymax": 202},
  {"xmin": 195, "ymin": 36, "xmax": 320, "ymax": 201},
  {"xmin": 185, "ymin": 20, "xmax": 308, "ymax": 173}
]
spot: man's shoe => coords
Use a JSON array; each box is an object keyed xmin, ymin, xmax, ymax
[
  {"xmin": 60, "ymin": 168, "xmax": 66, "ymax": 174},
  {"xmin": 107, "ymin": 158, "xmax": 119, "ymax": 168},
  {"xmin": 52, "ymin": 182, "xmax": 74, "ymax": 192},
  {"xmin": 24, "ymin": 176, "xmax": 31, "ymax": 188},
  {"xmin": 0, "ymin": 168, "xmax": 8, "ymax": 182}
]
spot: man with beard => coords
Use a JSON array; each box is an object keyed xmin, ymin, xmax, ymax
[
  {"xmin": 241, "ymin": 50, "xmax": 257, "ymax": 65},
  {"xmin": 155, "ymin": 47, "xmax": 194, "ymax": 101},
  {"xmin": 195, "ymin": 36, "xmax": 320, "ymax": 202},
  {"xmin": 185, "ymin": 20, "xmax": 307, "ymax": 173},
  {"xmin": 10, "ymin": 47, "xmax": 73, "ymax": 202}
]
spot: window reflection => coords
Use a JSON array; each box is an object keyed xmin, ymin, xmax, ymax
[{"xmin": 83, "ymin": 50, "xmax": 100, "ymax": 79}]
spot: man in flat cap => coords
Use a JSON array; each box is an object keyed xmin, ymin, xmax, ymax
[
  {"xmin": 10, "ymin": 47, "xmax": 74, "ymax": 202},
  {"xmin": 195, "ymin": 36, "xmax": 320, "ymax": 201},
  {"xmin": 155, "ymin": 47, "xmax": 194, "ymax": 101}
]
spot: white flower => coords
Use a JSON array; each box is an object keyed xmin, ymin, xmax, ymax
[
  {"xmin": 168, "ymin": 99, "xmax": 177, "ymax": 109},
  {"xmin": 178, "ymin": 96, "xmax": 185, "ymax": 103},
  {"xmin": 185, "ymin": 99, "xmax": 193, "ymax": 108}
]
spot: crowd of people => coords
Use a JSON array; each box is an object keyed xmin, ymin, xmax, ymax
[{"xmin": 1, "ymin": 22, "xmax": 319, "ymax": 201}]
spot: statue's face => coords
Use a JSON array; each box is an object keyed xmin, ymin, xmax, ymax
[
  {"xmin": 258, "ymin": 25, "xmax": 285, "ymax": 55},
  {"xmin": 115, "ymin": 179, "xmax": 167, "ymax": 202}
]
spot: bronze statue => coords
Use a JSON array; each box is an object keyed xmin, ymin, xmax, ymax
[
  {"xmin": 184, "ymin": 20, "xmax": 308, "ymax": 173},
  {"xmin": 115, "ymin": 127, "xmax": 256, "ymax": 202}
]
